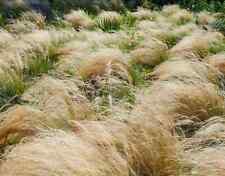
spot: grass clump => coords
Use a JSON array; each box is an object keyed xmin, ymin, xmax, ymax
[
  {"xmin": 121, "ymin": 11, "xmax": 137, "ymax": 28},
  {"xmin": 196, "ymin": 11, "xmax": 215, "ymax": 25},
  {"xmin": 209, "ymin": 41, "xmax": 225, "ymax": 55},
  {"xmin": 170, "ymin": 9, "xmax": 194, "ymax": 25},
  {"xmin": 131, "ymin": 39, "xmax": 168, "ymax": 67},
  {"xmin": 25, "ymin": 54, "xmax": 55, "ymax": 76},
  {"xmin": 96, "ymin": 11, "xmax": 122, "ymax": 32},
  {"xmin": 157, "ymin": 31, "xmax": 182, "ymax": 48},
  {"xmin": 64, "ymin": 10, "xmax": 95, "ymax": 30},
  {"xmin": 5, "ymin": 20, "xmax": 39, "ymax": 34},
  {"xmin": 162, "ymin": 5, "xmax": 181, "ymax": 16},
  {"xmin": 0, "ymin": 69, "xmax": 26, "ymax": 108},
  {"xmin": 118, "ymin": 30, "xmax": 144, "ymax": 52},
  {"xmin": 129, "ymin": 63, "xmax": 153, "ymax": 86},
  {"xmin": 131, "ymin": 7, "xmax": 156, "ymax": 21},
  {"xmin": 20, "ymin": 11, "xmax": 46, "ymax": 29},
  {"xmin": 25, "ymin": 41, "xmax": 62, "ymax": 77}
]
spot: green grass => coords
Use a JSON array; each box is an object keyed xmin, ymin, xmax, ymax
[
  {"xmin": 0, "ymin": 40, "xmax": 63, "ymax": 110},
  {"xmin": 121, "ymin": 11, "xmax": 137, "ymax": 29},
  {"xmin": 211, "ymin": 14, "xmax": 225, "ymax": 35},
  {"xmin": 25, "ymin": 44, "xmax": 60, "ymax": 76},
  {"xmin": 159, "ymin": 32, "xmax": 182, "ymax": 48},
  {"xmin": 119, "ymin": 30, "xmax": 144, "ymax": 52},
  {"xmin": 26, "ymin": 54, "xmax": 55, "ymax": 76},
  {"xmin": 0, "ymin": 69, "xmax": 26, "ymax": 108},
  {"xmin": 129, "ymin": 63, "xmax": 153, "ymax": 86},
  {"xmin": 111, "ymin": 84, "xmax": 135, "ymax": 104},
  {"xmin": 209, "ymin": 41, "xmax": 225, "ymax": 54}
]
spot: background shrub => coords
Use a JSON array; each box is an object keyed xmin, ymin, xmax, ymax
[
  {"xmin": 212, "ymin": 14, "xmax": 225, "ymax": 35},
  {"xmin": 0, "ymin": 0, "xmax": 224, "ymax": 21}
]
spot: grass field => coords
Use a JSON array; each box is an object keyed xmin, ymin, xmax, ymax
[{"xmin": 0, "ymin": 3, "xmax": 225, "ymax": 176}]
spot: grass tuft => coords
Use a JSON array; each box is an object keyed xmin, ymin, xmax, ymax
[
  {"xmin": 0, "ymin": 68, "xmax": 26, "ymax": 107},
  {"xmin": 64, "ymin": 10, "xmax": 95, "ymax": 30},
  {"xmin": 96, "ymin": 11, "xmax": 122, "ymax": 32}
]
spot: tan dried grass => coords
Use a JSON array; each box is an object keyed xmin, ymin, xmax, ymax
[
  {"xmin": 64, "ymin": 10, "xmax": 95, "ymax": 30},
  {"xmin": 0, "ymin": 115, "xmax": 180, "ymax": 176}
]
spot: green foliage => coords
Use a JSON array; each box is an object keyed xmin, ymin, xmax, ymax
[
  {"xmin": 209, "ymin": 40, "xmax": 225, "ymax": 54},
  {"xmin": 212, "ymin": 14, "xmax": 225, "ymax": 35},
  {"xmin": 25, "ymin": 54, "xmax": 55, "ymax": 76},
  {"xmin": 150, "ymin": 0, "xmax": 225, "ymax": 12},
  {"xmin": 130, "ymin": 64, "xmax": 153, "ymax": 86},
  {"xmin": 0, "ymin": 14, "xmax": 6, "ymax": 26},
  {"xmin": 96, "ymin": 81, "xmax": 135, "ymax": 104},
  {"xmin": 0, "ymin": 69, "xmax": 26, "ymax": 107},
  {"xmin": 25, "ymin": 45, "xmax": 59, "ymax": 76},
  {"xmin": 112, "ymin": 84, "xmax": 135, "ymax": 104},
  {"xmin": 49, "ymin": 16, "xmax": 72, "ymax": 29},
  {"xmin": 180, "ymin": 0, "xmax": 225, "ymax": 12},
  {"xmin": 50, "ymin": 0, "xmax": 125, "ymax": 14},
  {"xmin": 159, "ymin": 32, "xmax": 182, "ymax": 48},
  {"xmin": 121, "ymin": 11, "xmax": 137, "ymax": 28}
]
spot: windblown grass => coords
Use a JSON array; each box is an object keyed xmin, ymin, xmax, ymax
[
  {"xmin": 0, "ymin": 116, "xmax": 181, "ymax": 176},
  {"xmin": 0, "ymin": 5, "xmax": 225, "ymax": 176},
  {"xmin": 64, "ymin": 10, "xmax": 95, "ymax": 30},
  {"xmin": 96, "ymin": 11, "xmax": 122, "ymax": 32},
  {"xmin": 131, "ymin": 38, "xmax": 168, "ymax": 67},
  {"xmin": 0, "ymin": 68, "xmax": 26, "ymax": 108},
  {"xmin": 131, "ymin": 7, "xmax": 156, "ymax": 21},
  {"xmin": 196, "ymin": 11, "xmax": 215, "ymax": 25},
  {"xmin": 20, "ymin": 11, "xmax": 45, "ymax": 29}
]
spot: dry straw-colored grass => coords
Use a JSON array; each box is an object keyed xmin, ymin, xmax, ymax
[
  {"xmin": 131, "ymin": 38, "xmax": 168, "ymax": 67},
  {"xmin": 134, "ymin": 80, "xmax": 225, "ymax": 125},
  {"xmin": 196, "ymin": 11, "xmax": 216, "ymax": 25},
  {"xmin": 0, "ymin": 77, "xmax": 95, "ymax": 146},
  {"xmin": 183, "ymin": 134, "xmax": 225, "ymax": 176},
  {"xmin": 0, "ymin": 30, "xmax": 14, "ymax": 49},
  {"xmin": 0, "ymin": 29, "xmax": 75, "ymax": 75},
  {"xmin": 169, "ymin": 9, "xmax": 194, "ymax": 25},
  {"xmin": 137, "ymin": 20, "xmax": 172, "ymax": 36},
  {"xmin": 0, "ymin": 6, "xmax": 225, "ymax": 176},
  {"xmin": 0, "ymin": 115, "xmax": 181, "ymax": 176},
  {"xmin": 78, "ymin": 49, "xmax": 132, "ymax": 83},
  {"xmin": 150, "ymin": 58, "xmax": 220, "ymax": 83},
  {"xmin": 6, "ymin": 20, "xmax": 39, "ymax": 34},
  {"xmin": 131, "ymin": 7, "xmax": 156, "ymax": 21},
  {"xmin": 170, "ymin": 31, "xmax": 224, "ymax": 59},
  {"xmin": 172, "ymin": 23, "xmax": 198, "ymax": 37},
  {"xmin": 64, "ymin": 10, "xmax": 95, "ymax": 30},
  {"xmin": 162, "ymin": 5, "xmax": 181, "ymax": 16},
  {"xmin": 20, "ymin": 11, "xmax": 46, "ymax": 29},
  {"xmin": 0, "ymin": 105, "xmax": 48, "ymax": 145},
  {"xmin": 206, "ymin": 52, "xmax": 225, "ymax": 75},
  {"xmin": 21, "ymin": 76, "xmax": 95, "ymax": 120}
]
